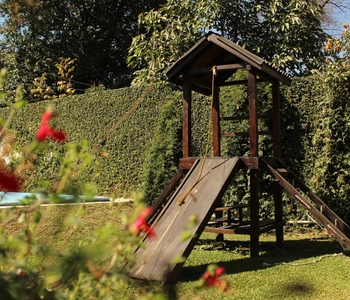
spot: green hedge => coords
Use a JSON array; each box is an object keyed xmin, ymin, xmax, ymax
[
  {"xmin": 282, "ymin": 75, "xmax": 350, "ymax": 222},
  {"xmin": 0, "ymin": 83, "xmax": 183, "ymax": 201},
  {"xmin": 2, "ymin": 74, "xmax": 350, "ymax": 222}
]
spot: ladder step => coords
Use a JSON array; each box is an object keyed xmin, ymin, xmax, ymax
[
  {"xmin": 215, "ymin": 204, "xmax": 249, "ymax": 211},
  {"xmin": 276, "ymin": 168, "xmax": 289, "ymax": 176},
  {"xmin": 211, "ymin": 217, "xmax": 228, "ymax": 223},
  {"xmin": 207, "ymin": 221, "xmax": 220, "ymax": 226}
]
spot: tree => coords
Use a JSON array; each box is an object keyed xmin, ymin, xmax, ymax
[
  {"xmin": 128, "ymin": 0, "xmax": 335, "ymax": 85},
  {"xmin": 0, "ymin": 0, "xmax": 166, "ymax": 97}
]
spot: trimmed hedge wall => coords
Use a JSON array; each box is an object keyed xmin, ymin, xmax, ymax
[
  {"xmin": 0, "ymin": 83, "xmax": 183, "ymax": 200},
  {"xmin": 2, "ymin": 74, "xmax": 350, "ymax": 222}
]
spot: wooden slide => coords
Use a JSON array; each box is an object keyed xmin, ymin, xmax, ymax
[{"xmin": 128, "ymin": 157, "xmax": 241, "ymax": 284}]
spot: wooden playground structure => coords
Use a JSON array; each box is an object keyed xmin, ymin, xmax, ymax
[{"xmin": 128, "ymin": 32, "xmax": 350, "ymax": 284}]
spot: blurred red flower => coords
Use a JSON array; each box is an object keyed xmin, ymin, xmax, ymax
[
  {"xmin": 0, "ymin": 167, "xmax": 21, "ymax": 192},
  {"xmin": 202, "ymin": 266, "xmax": 228, "ymax": 291},
  {"xmin": 129, "ymin": 207, "xmax": 155, "ymax": 239},
  {"xmin": 36, "ymin": 111, "xmax": 66, "ymax": 142}
]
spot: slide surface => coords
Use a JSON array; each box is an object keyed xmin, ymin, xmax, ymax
[{"xmin": 128, "ymin": 157, "xmax": 240, "ymax": 283}]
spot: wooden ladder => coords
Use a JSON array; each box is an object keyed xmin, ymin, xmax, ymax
[{"xmin": 261, "ymin": 157, "xmax": 350, "ymax": 254}]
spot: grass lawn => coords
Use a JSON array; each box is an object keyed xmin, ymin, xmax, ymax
[
  {"xmin": 124, "ymin": 229, "xmax": 350, "ymax": 300},
  {"xmin": 177, "ymin": 231, "xmax": 350, "ymax": 300},
  {"xmin": 2, "ymin": 203, "xmax": 350, "ymax": 299}
]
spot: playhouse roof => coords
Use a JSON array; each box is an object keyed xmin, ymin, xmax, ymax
[{"xmin": 165, "ymin": 32, "xmax": 292, "ymax": 95}]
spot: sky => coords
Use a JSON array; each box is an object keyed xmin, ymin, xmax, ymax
[{"xmin": 325, "ymin": 0, "xmax": 350, "ymax": 37}]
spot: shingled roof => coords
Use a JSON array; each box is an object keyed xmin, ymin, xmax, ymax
[{"xmin": 165, "ymin": 32, "xmax": 292, "ymax": 95}]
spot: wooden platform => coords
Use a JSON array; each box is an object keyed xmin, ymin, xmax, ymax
[
  {"xmin": 128, "ymin": 157, "xmax": 241, "ymax": 284},
  {"xmin": 204, "ymin": 219, "xmax": 284, "ymax": 235}
]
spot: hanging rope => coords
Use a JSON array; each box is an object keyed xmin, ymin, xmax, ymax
[{"xmin": 177, "ymin": 66, "xmax": 217, "ymax": 205}]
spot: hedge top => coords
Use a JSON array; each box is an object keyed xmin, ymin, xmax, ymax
[{"xmin": 165, "ymin": 31, "xmax": 292, "ymax": 95}]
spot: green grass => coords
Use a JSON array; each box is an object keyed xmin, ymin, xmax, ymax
[
  {"xmin": 176, "ymin": 232, "xmax": 350, "ymax": 300},
  {"xmin": 2, "ymin": 204, "xmax": 350, "ymax": 299},
  {"xmin": 123, "ymin": 230, "xmax": 350, "ymax": 300}
]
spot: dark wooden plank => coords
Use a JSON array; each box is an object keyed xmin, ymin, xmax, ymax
[
  {"xmin": 182, "ymin": 80, "xmax": 192, "ymax": 158},
  {"xmin": 272, "ymin": 81, "xmax": 281, "ymax": 157},
  {"xmin": 248, "ymin": 69, "xmax": 258, "ymax": 156},
  {"xmin": 220, "ymin": 78, "xmax": 265, "ymax": 86},
  {"xmin": 187, "ymin": 63, "xmax": 246, "ymax": 74},
  {"xmin": 240, "ymin": 157, "xmax": 259, "ymax": 169},
  {"xmin": 179, "ymin": 157, "xmax": 199, "ymax": 169},
  {"xmin": 212, "ymin": 87, "xmax": 221, "ymax": 156},
  {"xmin": 128, "ymin": 157, "xmax": 240, "ymax": 284},
  {"xmin": 150, "ymin": 169, "xmax": 184, "ymax": 219},
  {"xmin": 187, "ymin": 76, "xmax": 212, "ymax": 91},
  {"xmin": 220, "ymin": 115, "xmax": 270, "ymax": 121},
  {"xmin": 235, "ymin": 220, "xmax": 284, "ymax": 234},
  {"xmin": 221, "ymin": 131, "xmax": 272, "ymax": 137}
]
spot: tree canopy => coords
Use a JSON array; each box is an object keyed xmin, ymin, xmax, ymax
[
  {"xmin": 0, "ymin": 0, "xmax": 166, "ymax": 96},
  {"xmin": 128, "ymin": 0, "xmax": 333, "ymax": 85}
]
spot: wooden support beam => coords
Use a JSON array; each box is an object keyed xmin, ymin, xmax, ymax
[
  {"xmin": 187, "ymin": 63, "xmax": 246, "ymax": 74},
  {"xmin": 212, "ymin": 87, "xmax": 221, "ymax": 156},
  {"xmin": 248, "ymin": 69, "xmax": 258, "ymax": 157},
  {"xmin": 187, "ymin": 76, "xmax": 212, "ymax": 91},
  {"xmin": 272, "ymin": 81, "xmax": 281, "ymax": 157},
  {"xmin": 250, "ymin": 169, "xmax": 260, "ymax": 257},
  {"xmin": 179, "ymin": 157, "xmax": 198, "ymax": 169},
  {"xmin": 221, "ymin": 131, "xmax": 272, "ymax": 137},
  {"xmin": 183, "ymin": 80, "xmax": 192, "ymax": 158},
  {"xmin": 220, "ymin": 114, "xmax": 270, "ymax": 121},
  {"xmin": 221, "ymin": 78, "xmax": 265, "ymax": 86},
  {"xmin": 274, "ymin": 180, "xmax": 284, "ymax": 246},
  {"xmin": 240, "ymin": 157, "xmax": 259, "ymax": 169}
]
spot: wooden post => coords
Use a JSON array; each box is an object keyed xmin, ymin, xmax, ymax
[
  {"xmin": 248, "ymin": 68, "xmax": 260, "ymax": 257},
  {"xmin": 272, "ymin": 81, "xmax": 283, "ymax": 246},
  {"xmin": 274, "ymin": 181, "xmax": 284, "ymax": 246},
  {"xmin": 272, "ymin": 81, "xmax": 281, "ymax": 157},
  {"xmin": 248, "ymin": 68, "xmax": 258, "ymax": 157},
  {"xmin": 212, "ymin": 86, "xmax": 221, "ymax": 157},
  {"xmin": 250, "ymin": 169, "xmax": 260, "ymax": 256},
  {"xmin": 183, "ymin": 79, "xmax": 192, "ymax": 159}
]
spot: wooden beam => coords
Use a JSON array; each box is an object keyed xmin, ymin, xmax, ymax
[
  {"xmin": 272, "ymin": 81, "xmax": 281, "ymax": 157},
  {"xmin": 221, "ymin": 131, "xmax": 272, "ymax": 137},
  {"xmin": 250, "ymin": 168, "xmax": 260, "ymax": 257},
  {"xmin": 248, "ymin": 68, "xmax": 258, "ymax": 157},
  {"xmin": 179, "ymin": 157, "xmax": 198, "ymax": 169},
  {"xmin": 186, "ymin": 76, "xmax": 212, "ymax": 91},
  {"xmin": 240, "ymin": 157, "xmax": 259, "ymax": 169},
  {"xmin": 187, "ymin": 63, "xmax": 246, "ymax": 75},
  {"xmin": 183, "ymin": 79, "xmax": 192, "ymax": 158},
  {"xmin": 220, "ymin": 78, "xmax": 265, "ymax": 86},
  {"xmin": 220, "ymin": 115, "xmax": 270, "ymax": 121},
  {"xmin": 212, "ymin": 87, "xmax": 221, "ymax": 156}
]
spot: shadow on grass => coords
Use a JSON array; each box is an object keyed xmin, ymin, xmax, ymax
[{"xmin": 178, "ymin": 236, "xmax": 343, "ymax": 282}]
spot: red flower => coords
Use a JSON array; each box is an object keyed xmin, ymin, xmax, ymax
[
  {"xmin": 16, "ymin": 268, "xmax": 25, "ymax": 276},
  {"xmin": 129, "ymin": 207, "xmax": 155, "ymax": 239},
  {"xmin": 0, "ymin": 167, "xmax": 21, "ymax": 192},
  {"xmin": 202, "ymin": 266, "xmax": 228, "ymax": 291},
  {"xmin": 36, "ymin": 111, "xmax": 66, "ymax": 142}
]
